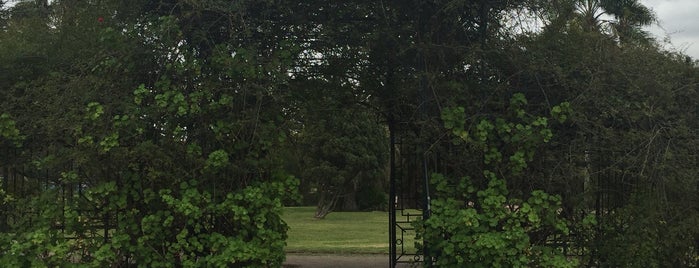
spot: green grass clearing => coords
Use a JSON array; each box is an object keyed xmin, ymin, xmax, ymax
[{"xmin": 283, "ymin": 207, "xmax": 418, "ymax": 254}]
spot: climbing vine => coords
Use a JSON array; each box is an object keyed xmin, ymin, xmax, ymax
[{"xmin": 417, "ymin": 94, "xmax": 575, "ymax": 267}]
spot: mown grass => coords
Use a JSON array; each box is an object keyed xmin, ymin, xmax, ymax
[{"xmin": 283, "ymin": 207, "xmax": 417, "ymax": 254}]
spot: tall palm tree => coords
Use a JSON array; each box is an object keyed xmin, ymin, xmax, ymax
[{"xmin": 574, "ymin": 0, "xmax": 656, "ymax": 43}]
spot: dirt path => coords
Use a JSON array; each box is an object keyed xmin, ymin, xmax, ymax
[{"xmin": 283, "ymin": 254, "xmax": 416, "ymax": 268}]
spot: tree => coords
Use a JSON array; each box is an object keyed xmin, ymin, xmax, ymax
[
  {"xmin": 534, "ymin": 0, "xmax": 655, "ymax": 44},
  {"xmin": 503, "ymin": 3, "xmax": 699, "ymax": 265},
  {"xmin": 0, "ymin": 0, "xmax": 300, "ymax": 266},
  {"xmin": 296, "ymin": 103, "xmax": 388, "ymax": 218},
  {"xmin": 0, "ymin": 0, "xmax": 696, "ymax": 266},
  {"xmin": 599, "ymin": 0, "xmax": 656, "ymax": 43}
]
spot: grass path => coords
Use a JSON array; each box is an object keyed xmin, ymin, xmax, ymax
[{"xmin": 283, "ymin": 207, "xmax": 399, "ymax": 254}]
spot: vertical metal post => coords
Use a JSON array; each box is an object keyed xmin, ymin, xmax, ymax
[
  {"xmin": 422, "ymin": 155, "xmax": 431, "ymax": 266},
  {"xmin": 1, "ymin": 166, "xmax": 7, "ymax": 231},
  {"xmin": 418, "ymin": 19, "xmax": 432, "ymax": 265},
  {"xmin": 417, "ymin": 61, "xmax": 431, "ymax": 265},
  {"xmin": 388, "ymin": 122, "xmax": 397, "ymax": 267}
]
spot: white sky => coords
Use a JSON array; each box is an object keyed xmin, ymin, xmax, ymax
[{"xmin": 640, "ymin": 0, "xmax": 699, "ymax": 59}]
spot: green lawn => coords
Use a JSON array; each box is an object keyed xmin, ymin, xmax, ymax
[{"xmin": 283, "ymin": 207, "xmax": 417, "ymax": 254}]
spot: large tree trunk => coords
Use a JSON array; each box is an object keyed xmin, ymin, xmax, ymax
[
  {"xmin": 314, "ymin": 189, "xmax": 339, "ymax": 219},
  {"xmin": 341, "ymin": 191, "xmax": 358, "ymax": 211},
  {"xmin": 339, "ymin": 176, "xmax": 359, "ymax": 211}
]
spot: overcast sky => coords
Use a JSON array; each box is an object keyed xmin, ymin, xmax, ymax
[
  {"xmin": 2, "ymin": 0, "xmax": 696, "ymax": 58},
  {"xmin": 640, "ymin": 0, "xmax": 699, "ymax": 58}
]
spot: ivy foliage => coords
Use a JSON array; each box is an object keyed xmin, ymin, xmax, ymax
[
  {"xmin": 418, "ymin": 94, "xmax": 576, "ymax": 267},
  {"xmin": 0, "ymin": 0, "xmax": 697, "ymax": 266},
  {"xmin": 0, "ymin": 113, "xmax": 23, "ymax": 147},
  {"xmin": 505, "ymin": 8, "xmax": 699, "ymax": 265},
  {"xmin": 0, "ymin": 0, "xmax": 299, "ymax": 267}
]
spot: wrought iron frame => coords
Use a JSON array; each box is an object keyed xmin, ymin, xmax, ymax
[{"xmin": 388, "ymin": 122, "xmax": 431, "ymax": 267}]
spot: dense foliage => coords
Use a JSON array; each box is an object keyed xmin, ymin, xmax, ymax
[
  {"xmin": 417, "ymin": 96, "xmax": 576, "ymax": 267},
  {"xmin": 0, "ymin": 0, "xmax": 697, "ymax": 267},
  {"xmin": 0, "ymin": 0, "xmax": 299, "ymax": 266},
  {"xmin": 296, "ymin": 107, "xmax": 388, "ymax": 218}
]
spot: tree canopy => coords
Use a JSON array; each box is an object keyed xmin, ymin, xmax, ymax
[{"xmin": 0, "ymin": 0, "xmax": 697, "ymax": 267}]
